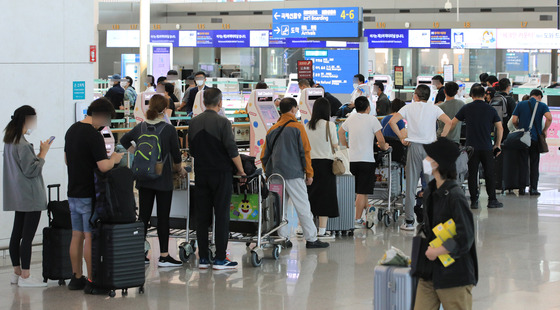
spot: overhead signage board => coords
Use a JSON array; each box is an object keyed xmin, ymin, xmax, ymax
[
  {"xmin": 272, "ymin": 7, "xmax": 362, "ymax": 39},
  {"xmin": 505, "ymin": 52, "xmax": 529, "ymax": 71},
  {"xmin": 272, "ymin": 7, "xmax": 361, "ymax": 23},
  {"xmin": 408, "ymin": 29, "xmax": 431, "ymax": 48},
  {"xmin": 451, "ymin": 28, "xmax": 497, "ymax": 49},
  {"xmin": 304, "ymin": 50, "xmax": 359, "ymax": 94},
  {"xmin": 365, "ymin": 29, "xmax": 408, "ymax": 48},
  {"xmin": 297, "ymin": 60, "xmax": 313, "ymax": 80},
  {"xmin": 497, "ymin": 28, "xmax": 560, "ymax": 49},
  {"xmin": 430, "ymin": 29, "xmax": 452, "ymax": 48}
]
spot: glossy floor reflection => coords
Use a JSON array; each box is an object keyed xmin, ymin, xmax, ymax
[{"xmin": 1, "ymin": 175, "xmax": 560, "ymax": 310}]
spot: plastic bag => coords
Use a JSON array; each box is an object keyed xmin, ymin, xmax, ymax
[{"xmin": 378, "ymin": 246, "xmax": 411, "ymax": 267}]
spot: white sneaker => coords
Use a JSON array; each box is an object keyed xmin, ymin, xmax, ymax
[
  {"xmin": 400, "ymin": 222, "xmax": 415, "ymax": 231},
  {"xmin": 317, "ymin": 232, "xmax": 335, "ymax": 241},
  {"xmin": 18, "ymin": 276, "xmax": 47, "ymax": 288},
  {"xmin": 355, "ymin": 219, "xmax": 365, "ymax": 229},
  {"xmin": 295, "ymin": 226, "xmax": 304, "ymax": 236},
  {"xmin": 11, "ymin": 274, "xmax": 19, "ymax": 285}
]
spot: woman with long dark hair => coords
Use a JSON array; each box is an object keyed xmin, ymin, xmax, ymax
[
  {"xmin": 3, "ymin": 105, "xmax": 52, "ymax": 287},
  {"xmin": 120, "ymin": 94, "xmax": 186, "ymax": 267},
  {"xmin": 305, "ymin": 98, "xmax": 339, "ymax": 240}
]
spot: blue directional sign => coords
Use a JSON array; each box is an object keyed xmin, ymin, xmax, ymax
[
  {"xmin": 272, "ymin": 7, "xmax": 362, "ymax": 38},
  {"xmin": 272, "ymin": 23, "xmax": 360, "ymax": 38},
  {"xmin": 272, "ymin": 7, "xmax": 361, "ymax": 23}
]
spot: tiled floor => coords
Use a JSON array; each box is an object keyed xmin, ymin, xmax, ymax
[{"xmin": 1, "ymin": 175, "xmax": 559, "ymax": 310}]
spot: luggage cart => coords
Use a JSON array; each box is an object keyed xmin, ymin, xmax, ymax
[
  {"xmin": 366, "ymin": 149, "xmax": 405, "ymax": 228},
  {"xmin": 228, "ymin": 171, "xmax": 288, "ymax": 267}
]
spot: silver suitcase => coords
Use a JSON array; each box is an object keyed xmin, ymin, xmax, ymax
[
  {"xmin": 327, "ymin": 175, "xmax": 355, "ymax": 233},
  {"xmin": 374, "ymin": 265, "xmax": 417, "ymax": 310}
]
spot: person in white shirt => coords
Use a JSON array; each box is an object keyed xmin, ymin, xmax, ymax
[
  {"xmin": 339, "ymin": 96, "xmax": 390, "ymax": 229},
  {"xmin": 350, "ymin": 74, "xmax": 375, "ymax": 116},
  {"xmin": 145, "ymin": 75, "xmax": 156, "ymax": 93},
  {"xmin": 305, "ymin": 98, "xmax": 339, "ymax": 240},
  {"xmin": 389, "ymin": 84, "xmax": 452, "ymax": 231}
]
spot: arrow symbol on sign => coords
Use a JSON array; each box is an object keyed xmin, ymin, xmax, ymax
[
  {"xmin": 274, "ymin": 12, "xmax": 280, "ymax": 20},
  {"xmin": 274, "ymin": 27, "xmax": 280, "ymax": 34}
]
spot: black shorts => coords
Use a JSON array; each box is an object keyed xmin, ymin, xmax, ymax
[{"xmin": 350, "ymin": 162, "xmax": 376, "ymax": 195}]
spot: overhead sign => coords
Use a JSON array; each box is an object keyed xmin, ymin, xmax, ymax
[
  {"xmin": 272, "ymin": 7, "xmax": 361, "ymax": 23},
  {"xmin": 430, "ymin": 29, "xmax": 452, "ymax": 48},
  {"xmin": 408, "ymin": 29, "xmax": 431, "ymax": 48},
  {"xmin": 365, "ymin": 29, "xmax": 408, "ymax": 48},
  {"xmin": 304, "ymin": 50, "xmax": 359, "ymax": 94},
  {"xmin": 297, "ymin": 60, "xmax": 313, "ymax": 80},
  {"xmin": 272, "ymin": 7, "xmax": 362, "ymax": 39},
  {"xmin": 497, "ymin": 28, "xmax": 560, "ymax": 49},
  {"xmin": 451, "ymin": 28, "xmax": 496, "ymax": 49}
]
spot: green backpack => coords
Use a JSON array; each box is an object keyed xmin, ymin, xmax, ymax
[{"xmin": 132, "ymin": 123, "xmax": 167, "ymax": 181}]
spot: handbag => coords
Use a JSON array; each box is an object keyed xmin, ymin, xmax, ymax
[
  {"xmin": 410, "ymin": 224, "xmax": 433, "ymax": 280},
  {"xmin": 538, "ymin": 133, "xmax": 549, "ymax": 153},
  {"xmin": 326, "ymin": 121, "xmax": 345, "ymax": 175},
  {"xmin": 503, "ymin": 99, "xmax": 539, "ymax": 150}
]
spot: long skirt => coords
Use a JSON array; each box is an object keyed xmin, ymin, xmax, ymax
[{"xmin": 307, "ymin": 159, "xmax": 339, "ymax": 218}]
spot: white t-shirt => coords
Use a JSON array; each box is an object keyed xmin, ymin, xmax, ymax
[
  {"xmin": 305, "ymin": 120, "xmax": 338, "ymax": 160},
  {"xmin": 398, "ymin": 101, "xmax": 444, "ymax": 144},
  {"xmin": 341, "ymin": 113, "xmax": 382, "ymax": 163}
]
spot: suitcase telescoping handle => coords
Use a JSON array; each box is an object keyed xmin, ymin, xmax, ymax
[{"xmin": 47, "ymin": 184, "xmax": 61, "ymax": 202}]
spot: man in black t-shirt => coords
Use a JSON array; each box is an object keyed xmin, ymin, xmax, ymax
[
  {"xmin": 432, "ymin": 75, "xmax": 446, "ymax": 104},
  {"xmin": 64, "ymin": 98, "xmax": 123, "ymax": 294},
  {"xmin": 450, "ymin": 86, "xmax": 504, "ymax": 210}
]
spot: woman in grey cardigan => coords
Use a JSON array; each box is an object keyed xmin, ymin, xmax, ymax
[{"xmin": 3, "ymin": 105, "xmax": 52, "ymax": 288}]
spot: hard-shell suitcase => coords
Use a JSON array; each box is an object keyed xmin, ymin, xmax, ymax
[
  {"xmin": 91, "ymin": 222, "xmax": 146, "ymax": 297},
  {"xmin": 42, "ymin": 227, "xmax": 72, "ymax": 284},
  {"xmin": 42, "ymin": 184, "xmax": 73, "ymax": 284},
  {"xmin": 374, "ymin": 265, "xmax": 417, "ymax": 310},
  {"xmin": 327, "ymin": 175, "xmax": 355, "ymax": 234}
]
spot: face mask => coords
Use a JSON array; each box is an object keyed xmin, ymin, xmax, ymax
[
  {"xmin": 422, "ymin": 159, "xmax": 433, "ymax": 176},
  {"xmin": 120, "ymin": 82, "xmax": 128, "ymax": 88},
  {"xmin": 25, "ymin": 128, "xmax": 33, "ymax": 135},
  {"xmin": 196, "ymin": 80, "xmax": 204, "ymax": 86},
  {"xmin": 144, "ymin": 82, "xmax": 148, "ymax": 87}
]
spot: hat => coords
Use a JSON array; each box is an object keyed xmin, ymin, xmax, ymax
[
  {"xmin": 423, "ymin": 137, "xmax": 460, "ymax": 171},
  {"xmin": 110, "ymin": 74, "xmax": 122, "ymax": 81}
]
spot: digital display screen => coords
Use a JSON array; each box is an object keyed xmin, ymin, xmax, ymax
[
  {"xmin": 505, "ymin": 52, "xmax": 529, "ymax": 72},
  {"xmin": 259, "ymin": 105, "xmax": 279, "ymax": 127},
  {"xmin": 305, "ymin": 49, "xmax": 359, "ymax": 94},
  {"xmin": 152, "ymin": 46, "xmax": 171, "ymax": 82},
  {"xmin": 287, "ymin": 83, "xmax": 300, "ymax": 94},
  {"xmin": 258, "ymin": 96, "xmax": 273, "ymax": 102}
]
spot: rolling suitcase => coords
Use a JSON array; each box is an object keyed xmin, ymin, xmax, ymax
[
  {"xmin": 42, "ymin": 184, "xmax": 72, "ymax": 284},
  {"xmin": 91, "ymin": 222, "xmax": 146, "ymax": 297},
  {"xmin": 327, "ymin": 175, "xmax": 355, "ymax": 234},
  {"xmin": 374, "ymin": 265, "xmax": 417, "ymax": 310}
]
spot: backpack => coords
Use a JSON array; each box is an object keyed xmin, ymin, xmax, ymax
[
  {"xmin": 92, "ymin": 166, "xmax": 137, "ymax": 224},
  {"xmin": 132, "ymin": 122, "xmax": 168, "ymax": 181},
  {"xmin": 490, "ymin": 94, "xmax": 508, "ymax": 121}
]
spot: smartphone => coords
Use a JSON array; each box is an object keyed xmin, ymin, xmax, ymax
[
  {"xmin": 48, "ymin": 136, "xmax": 55, "ymax": 144},
  {"xmin": 493, "ymin": 147, "xmax": 501, "ymax": 157}
]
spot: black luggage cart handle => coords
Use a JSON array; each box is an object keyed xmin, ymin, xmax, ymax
[{"xmin": 47, "ymin": 184, "xmax": 61, "ymax": 202}]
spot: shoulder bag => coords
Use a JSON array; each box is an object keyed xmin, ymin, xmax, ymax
[
  {"xmin": 503, "ymin": 100, "xmax": 539, "ymax": 150},
  {"xmin": 326, "ymin": 121, "xmax": 345, "ymax": 175}
]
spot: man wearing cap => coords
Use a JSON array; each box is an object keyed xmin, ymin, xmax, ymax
[
  {"xmin": 450, "ymin": 85, "xmax": 504, "ymax": 209},
  {"xmin": 414, "ymin": 137, "xmax": 478, "ymax": 310},
  {"xmin": 104, "ymin": 74, "xmax": 125, "ymax": 118}
]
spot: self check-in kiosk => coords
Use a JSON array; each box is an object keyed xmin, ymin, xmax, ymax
[
  {"xmin": 417, "ymin": 76, "xmax": 437, "ymax": 103},
  {"xmin": 371, "ymin": 75, "xmax": 395, "ymax": 101},
  {"xmin": 299, "ymin": 88, "xmax": 324, "ymax": 126},
  {"xmin": 134, "ymin": 92, "xmax": 158, "ymax": 123},
  {"xmin": 284, "ymin": 73, "xmax": 301, "ymax": 100},
  {"xmin": 100, "ymin": 126, "xmax": 115, "ymax": 157},
  {"xmin": 247, "ymin": 89, "xmax": 280, "ymax": 168}
]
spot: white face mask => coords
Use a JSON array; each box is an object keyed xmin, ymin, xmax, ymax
[
  {"xmin": 196, "ymin": 80, "xmax": 204, "ymax": 87},
  {"xmin": 25, "ymin": 128, "xmax": 33, "ymax": 135},
  {"xmin": 422, "ymin": 159, "xmax": 434, "ymax": 176},
  {"xmin": 120, "ymin": 82, "xmax": 128, "ymax": 88}
]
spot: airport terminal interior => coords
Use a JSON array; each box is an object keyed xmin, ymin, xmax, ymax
[{"xmin": 2, "ymin": 0, "xmax": 560, "ymax": 309}]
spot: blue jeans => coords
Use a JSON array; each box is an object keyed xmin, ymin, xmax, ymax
[{"xmin": 69, "ymin": 198, "xmax": 93, "ymax": 233}]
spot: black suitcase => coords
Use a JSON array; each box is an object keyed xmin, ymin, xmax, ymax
[
  {"xmin": 42, "ymin": 184, "xmax": 73, "ymax": 285},
  {"xmin": 91, "ymin": 222, "xmax": 146, "ymax": 297}
]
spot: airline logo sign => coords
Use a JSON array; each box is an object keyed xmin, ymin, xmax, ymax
[{"xmin": 297, "ymin": 60, "xmax": 313, "ymax": 80}]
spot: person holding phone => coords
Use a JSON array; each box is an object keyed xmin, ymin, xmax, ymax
[{"xmin": 3, "ymin": 105, "xmax": 52, "ymax": 287}]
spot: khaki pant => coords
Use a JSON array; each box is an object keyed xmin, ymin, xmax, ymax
[{"xmin": 414, "ymin": 279, "xmax": 473, "ymax": 310}]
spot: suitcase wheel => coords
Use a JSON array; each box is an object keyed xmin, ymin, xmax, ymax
[
  {"xmin": 58, "ymin": 279, "xmax": 66, "ymax": 286},
  {"xmin": 122, "ymin": 289, "xmax": 128, "ymax": 296},
  {"xmin": 43, "ymin": 278, "xmax": 48, "ymax": 283},
  {"xmin": 109, "ymin": 290, "xmax": 116, "ymax": 298},
  {"xmin": 348, "ymin": 230, "xmax": 354, "ymax": 236},
  {"xmin": 139, "ymin": 286, "xmax": 145, "ymax": 294}
]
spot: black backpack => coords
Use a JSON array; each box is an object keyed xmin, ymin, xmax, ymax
[{"xmin": 92, "ymin": 166, "xmax": 137, "ymax": 225}]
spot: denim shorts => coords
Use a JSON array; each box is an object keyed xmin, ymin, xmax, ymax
[{"xmin": 68, "ymin": 197, "xmax": 93, "ymax": 233}]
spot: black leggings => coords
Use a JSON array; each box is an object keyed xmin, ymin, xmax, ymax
[
  {"xmin": 10, "ymin": 211, "xmax": 42, "ymax": 270},
  {"xmin": 138, "ymin": 188, "xmax": 173, "ymax": 253}
]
